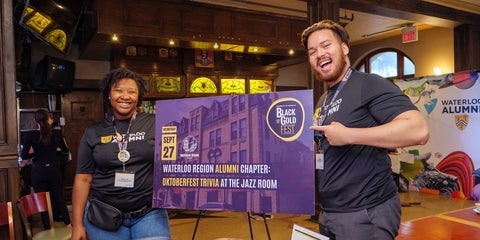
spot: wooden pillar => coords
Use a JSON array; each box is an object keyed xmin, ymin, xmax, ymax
[
  {"xmin": 306, "ymin": 0, "xmax": 340, "ymax": 104},
  {"xmin": 454, "ymin": 24, "xmax": 480, "ymax": 72},
  {"xmin": 305, "ymin": 0, "xmax": 341, "ymax": 220},
  {"xmin": 1, "ymin": 0, "xmax": 23, "ymax": 238}
]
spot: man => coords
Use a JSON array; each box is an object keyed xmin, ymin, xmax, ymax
[{"xmin": 303, "ymin": 20, "xmax": 429, "ymax": 239}]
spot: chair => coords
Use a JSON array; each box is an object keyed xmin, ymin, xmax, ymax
[
  {"xmin": 0, "ymin": 201, "xmax": 15, "ymax": 240},
  {"xmin": 17, "ymin": 192, "xmax": 71, "ymax": 240}
]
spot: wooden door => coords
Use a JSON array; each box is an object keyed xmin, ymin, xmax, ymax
[{"xmin": 61, "ymin": 91, "xmax": 104, "ymax": 188}]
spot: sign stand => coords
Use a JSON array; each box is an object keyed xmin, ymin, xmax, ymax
[
  {"xmin": 248, "ymin": 212, "xmax": 271, "ymax": 240},
  {"xmin": 191, "ymin": 210, "xmax": 206, "ymax": 240},
  {"xmin": 191, "ymin": 211, "xmax": 271, "ymax": 240}
]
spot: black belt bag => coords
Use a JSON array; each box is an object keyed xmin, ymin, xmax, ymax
[
  {"xmin": 87, "ymin": 199, "xmax": 123, "ymax": 231},
  {"xmin": 87, "ymin": 198, "xmax": 152, "ymax": 231}
]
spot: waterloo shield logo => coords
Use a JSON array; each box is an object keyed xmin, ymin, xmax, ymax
[{"xmin": 455, "ymin": 114, "xmax": 469, "ymax": 131}]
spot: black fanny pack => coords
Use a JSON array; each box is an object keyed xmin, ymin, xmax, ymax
[
  {"xmin": 87, "ymin": 199, "xmax": 124, "ymax": 231},
  {"xmin": 87, "ymin": 198, "xmax": 152, "ymax": 231}
]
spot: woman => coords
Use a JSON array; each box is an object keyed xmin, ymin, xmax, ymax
[
  {"xmin": 21, "ymin": 109, "xmax": 71, "ymax": 228},
  {"xmin": 71, "ymin": 68, "xmax": 171, "ymax": 240}
]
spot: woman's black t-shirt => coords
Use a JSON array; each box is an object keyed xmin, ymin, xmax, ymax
[
  {"xmin": 77, "ymin": 112, "xmax": 155, "ymax": 212},
  {"xmin": 21, "ymin": 129, "xmax": 69, "ymax": 164}
]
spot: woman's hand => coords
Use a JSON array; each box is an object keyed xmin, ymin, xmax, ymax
[{"xmin": 71, "ymin": 225, "xmax": 87, "ymax": 240}]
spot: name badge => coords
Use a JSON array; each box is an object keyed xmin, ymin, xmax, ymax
[
  {"xmin": 316, "ymin": 151, "xmax": 324, "ymax": 170},
  {"xmin": 114, "ymin": 171, "xmax": 135, "ymax": 188}
]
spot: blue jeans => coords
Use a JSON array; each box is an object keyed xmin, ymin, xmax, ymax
[{"xmin": 84, "ymin": 201, "xmax": 172, "ymax": 240}]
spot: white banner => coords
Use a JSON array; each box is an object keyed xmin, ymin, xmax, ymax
[{"xmin": 394, "ymin": 69, "xmax": 479, "ymax": 198}]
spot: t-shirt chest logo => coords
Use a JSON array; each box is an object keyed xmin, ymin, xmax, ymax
[
  {"xmin": 100, "ymin": 132, "xmax": 147, "ymax": 144},
  {"xmin": 325, "ymin": 98, "xmax": 343, "ymax": 117},
  {"xmin": 101, "ymin": 135, "xmax": 113, "ymax": 143}
]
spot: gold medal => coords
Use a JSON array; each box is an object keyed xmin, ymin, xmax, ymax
[{"xmin": 118, "ymin": 150, "xmax": 130, "ymax": 162}]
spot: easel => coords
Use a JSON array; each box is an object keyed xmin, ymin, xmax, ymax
[
  {"xmin": 191, "ymin": 211, "xmax": 271, "ymax": 240},
  {"xmin": 247, "ymin": 212, "xmax": 271, "ymax": 240}
]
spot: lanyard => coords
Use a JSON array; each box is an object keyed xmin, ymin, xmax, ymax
[
  {"xmin": 314, "ymin": 68, "xmax": 352, "ymax": 144},
  {"xmin": 316, "ymin": 67, "xmax": 353, "ymax": 126},
  {"xmin": 112, "ymin": 112, "xmax": 136, "ymax": 170}
]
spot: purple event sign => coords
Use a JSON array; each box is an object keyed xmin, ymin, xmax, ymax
[{"xmin": 153, "ymin": 90, "xmax": 315, "ymax": 214}]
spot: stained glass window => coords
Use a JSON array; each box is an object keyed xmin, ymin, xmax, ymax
[
  {"xmin": 155, "ymin": 76, "xmax": 182, "ymax": 93},
  {"xmin": 249, "ymin": 79, "xmax": 273, "ymax": 93},
  {"xmin": 190, "ymin": 77, "xmax": 217, "ymax": 93},
  {"xmin": 221, "ymin": 78, "xmax": 246, "ymax": 94}
]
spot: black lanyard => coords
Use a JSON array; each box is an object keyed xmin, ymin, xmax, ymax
[
  {"xmin": 316, "ymin": 68, "xmax": 353, "ymax": 126},
  {"xmin": 314, "ymin": 68, "xmax": 353, "ymax": 144}
]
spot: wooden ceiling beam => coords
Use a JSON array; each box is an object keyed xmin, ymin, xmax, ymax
[{"xmin": 340, "ymin": 0, "xmax": 480, "ymax": 26}]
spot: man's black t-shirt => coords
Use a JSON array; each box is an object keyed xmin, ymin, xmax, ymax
[
  {"xmin": 77, "ymin": 112, "xmax": 155, "ymax": 212},
  {"xmin": 316, "ymin": 70, "xmax": 418, "ymax": 212}
]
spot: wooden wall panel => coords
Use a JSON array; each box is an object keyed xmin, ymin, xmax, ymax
[
  {"xmin": 181, "ymin": 8, "xmax": 216, "ymax": 34},
  {"xmin": 1, "ymin": 0, "xmax": 21, "ymax": 179},
  {"xmin": 1, "ymin": 0, "xmax": 23, "ymax": 238},
  {"xmin": 123, "ymin": 0, "xmax": 181, "ymax": 33},
  {"xmin": 232, "ymin": 14, "xmax": 278, "ymax": 40},
  {"xmin": 94, "ymin": 0, "xmax": 306, "ymax": 51},
  {"xmin": 61, "ymin": 92, "xmax": 104, "ymax": 187}
]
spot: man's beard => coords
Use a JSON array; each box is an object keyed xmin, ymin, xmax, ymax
[{"xmin": 314, "ymin": 58, "xmax": 348, "ymax": 83}]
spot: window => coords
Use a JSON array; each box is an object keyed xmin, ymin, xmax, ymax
[
  {"xmin": 215, "ymin": 129, "xmax": 221, "ymax": 146},
  {"xmin": 239, "ymin": 118, "xmax": 246, "ymax": 138},
  {"xmin": 231, "ymin": 122, "xmax": 238, "ymax": 140},
  {"xmin": 212, "ymin": 102, "xmax": 219, "ymax": 119},
  {"xmin": 208, "ymin": 148, "xmax": 221, "ymax": 163},
  {"xmin": 190, "ymin": 76, "xmax": 217, "ymax": 93},
  {"xmin": 240, "ymin": 149, "xmax": 247, "ymax": 164},
  {"xmin": 180, "ymin": 119, "xmax": 188, "ymax": 134},
  {"xmin": 230, "ymin": 151, "xmax": 238, "ymax": 163},
  {"xmin": 239, "ymin": 95, "xmax": 245, "ymax": 111},
  {"xmin": 355, "ymin": 48, "xmax": 415, "ymax": 80},
  {"xmin": 190, "ymin": 113, "xmax": 200, "ymax": 131},
  {"xmin": 231, "ymin": 96, "xmax": 238, "ymax": 114},
  {"xmin": 221, "ymin": 78, "xmax": 245, "ymax": 94},
  {"xmin": 209, "ymin": 131, "xmax": 215, "ymax": 148},
  {"xmin": 249, "ymin": 79, "xmax": 272, "ymax": 93}
]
